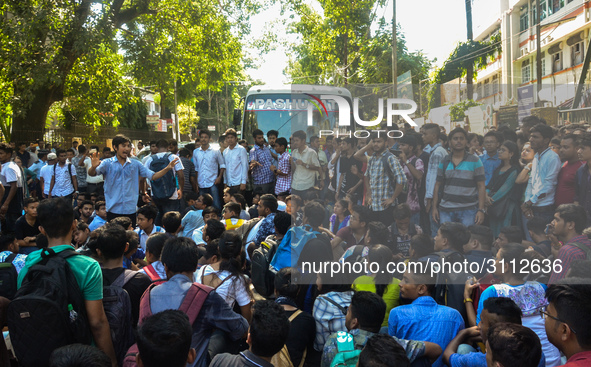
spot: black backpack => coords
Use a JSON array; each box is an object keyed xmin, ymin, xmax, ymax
[
  {"xmin": 103, "ymin": 269, "xmax": 137, "ymax": 365},
  {"xmin": 149, "ymin": 153, "xmax": 176, "ymax": 199},
  {"xmin": 7, "ymin": 248, "xmax": 92, "ymax": 367},
  {"xmin": 0, "ymin": 253, "xmax": 18, "ymax": 299},
  {"xmin": 251, "ymin": 236, "xmax": 279, "ymax": 297},
  {"xmin": 432, "ymin": 251, "xmax": 474, "ymax": 323}
]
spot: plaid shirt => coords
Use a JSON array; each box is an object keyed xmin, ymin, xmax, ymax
[
  {"xmin": 549, "ymin": 235, "xmax": 591, "ymax": 284},
  {"xmin": 321, "ymin": 329, "xmax": 426, "ymax": 367},
  {"xmin": 365, "ymin": 150, "xmax": 407, "ymax": 211},
  {"xmin": 313, "ymin": 290, "xmax": 353, "ymax": 351},
  {"xmin": 249, "ymin": 145, "xmax": 274, "ymax": 185},
  {"xmin": 275, "ymin": 151, "xmax": 292, "ymax": 195}
]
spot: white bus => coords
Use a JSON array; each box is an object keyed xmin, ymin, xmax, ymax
[{"xmin": 238, "ymin": 85, "xmax": 353, "ymax": 143}]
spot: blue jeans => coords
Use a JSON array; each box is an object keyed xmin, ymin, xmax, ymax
[
  {"xmin": 439, "ymin": 207, "xmax": 478, "ymax": 228},
  {"xmin": 200, "ymin": 185, "xmax": 221, "ymax": 211},
  {"xmin": 153, "ymin": 198, "xmax": 181, "ymax": 227}
]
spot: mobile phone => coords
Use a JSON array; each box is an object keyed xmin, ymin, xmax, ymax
[{"xmin": 89, "ymin": 148, "xmax": 97, "ymax": 155}]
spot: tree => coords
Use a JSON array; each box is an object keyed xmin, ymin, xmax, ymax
[{"xmin": 465, "ymin": 0, "xmax": 474, "ymax": 100}]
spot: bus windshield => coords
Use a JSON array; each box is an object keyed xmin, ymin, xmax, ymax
[{"xmin": 242, "ymin": 93, "xmax": 348, "ymax": 143}]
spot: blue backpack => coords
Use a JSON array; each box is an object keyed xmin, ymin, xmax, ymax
[
  {"xmin": 149, "ymin": 153, "xmax": 176, "ymax": 199},
  {"xmin": 270, "ymin": 225, "xmax": 321, "ymax": 271}
]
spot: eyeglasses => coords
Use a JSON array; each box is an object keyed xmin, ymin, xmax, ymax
[{"xmin": 538, "ymin": 305, "xmax": 577, "ymax": 334}]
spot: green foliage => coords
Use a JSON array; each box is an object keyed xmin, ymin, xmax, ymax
[{"xmin": 449, "ymin": 99, "xmax": 481, "ymax": 121}]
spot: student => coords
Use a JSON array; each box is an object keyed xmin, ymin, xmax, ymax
[
  {"xmin": 14, "ymin": 197, "xmax": 40, "ymax": 254},
  {"xmin": 388, "ymin": 263, "xmax": 464, "ymax": 367},
  {"xmin": 135, "ymin": 205, "xmax": 165, "ymax": 251},
  {"xmin": 357, "ymin": 334, "xmax": 411, "ymax": 367},
  {"xmin": 0, "ymin": 234, "xmax": 28, "ymax": 273},
  {"xmin": 74, "ymin": 222, "xmax": 91, "ymax": 251},
  {"xmin": 465, "ymin": 225, "xmax": 495, "ymax": 278},
  {"xmin": 139, "ymin": 233, "xmax": 169, "ymax": 282},
  {"xmin": 479, "ymin": 131, "xmax": 502, "ymax": 186},
  {"xmin": 409, "ymin": 234, "xmax": 435, "ymax": 261},
  {"xmin": 191, "ymin": 208, "xmax": 223, "ymax": 246},
  {"xmin": 72, "ymin": 145, "xmax": 91, "ymax": 195},
  {"xmin": 486, "ymin": 323, "xmax": 543, "ymax": 367},
  {"xmin": 222, "ymin": 128, "xmax": 248, "ymax": 195},
  {"xmin": 248, "ymin": 187, "xmax": 264, "ymax": 219},
  {"xmin": 389, "ymin": 203, "xmax": 422, "ymax": 259},
  {"xmin": 49, "ymin": 344, "xmax": 111, "ymax": 367},
  {"xmin": 331, "ymin": 205, "xmax": 371, "ymax": 257},
  {"xmin": 95, "ymin": 224, "xmax": 151, "ymax": 327},
  {"xmin": 493, "ymin": 226, "xmax": 523, "ymax": 250},
  {"xmin": 271, "ymin": 137, "xmax": 291, "ymax": 196},
  {"xmin": 544, "ymin": 280, "xmax": 591, "ymax": 366},
  {"xmin": 329, "ymin": 199, "xmax": 350, "ymax": 235},
  {"xmin": 135, "ymin": 310, "xmax": 196, "ymax": 367},
  {"xmin": 291, "ymin": 130, "xmax": 322, "ymax": 197},
  {"xmin": 526, "ymin": 216, "xmax": 552, "ymax": 258},
  {"xmin": 250, "ymin": 194, "xmax": 278, "ymax": 248},
  {"xmin": 39, "ymin": 152, "xmax": 57, "ymax": 199},
  {"xmin": 398, "ymin": 134, "xmax": 424, "ymax": 226},
  {"xmin": 421, "ymin": 123, "xmax": 448, "ymax": 237},
  {"xmin": 322, "ymin": 291, "xmax": 440, "ymax": 367},
  {"xmin": 14, "ymin": 198, "xmax": 117, "ymax": 366},
  {"xmin": 575, "ymin": 136, "xmax": 591, "ymax": 223},
  {"xmin": 89, "ymin": 134, "xmax": 179, "ymax": 227},
  {"xmin": 49, "ymin": 149, "xmax": 78, "ymax": 201},
  {"xmin": 177, "ymin": 148, "xmax": 197, "ymax": 200},
  {"xmin": 335, "ymin": 137, "xmax": 363, "ymax": 201},
  {"xmin": 249, "ymin": 129, "xmax": 275, "ymax": 195},
  {"xmin": 0, "ymin": 143, "xmax": 21, "ymax": 233},
  {"xmin": 89, "ymin": 201, "xmax": 108, "ymax": 232},
  {"xmin": 230, "ymin": 193, "xmax": 250, "ymax": 220},
  {"xmin": 210, "ymin": 300, "xmax": 289, "ymax": 367},
  {"xmin": 77, "ymin": 199, "xmax": 94, "ymax": 224},
  {"xmin": 340, "ymin": 221, "xmax": 390, "ymax": 265},
  {"xmin": 556, "ymin": 134, "xmax": 583, "ymax": 206},
  {"xmin": 179, "ymin": 194, "xmax": 213, "ymax": 238},
  {"xmin": 221, "ymin": 202, "xmax": 245, "ymax": 230},
  {"xmin": 162, "ymin": 211, "xmax": 182, "ymax": 236},
  {"xmin": 144, "ymin": 236, "xmax": 249, "ymax": 367}
]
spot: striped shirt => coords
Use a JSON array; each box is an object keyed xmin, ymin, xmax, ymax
[
  {"xmin": 436, "ymin": 152, "xmax": 485, "ymax": 210},
  {"xmin": 549, "ymin": 234, "xmax": 591, "ymax": 284},
  {"xmin": 365, "ymin": 150, "xmax": 407, "ymax": 211}
]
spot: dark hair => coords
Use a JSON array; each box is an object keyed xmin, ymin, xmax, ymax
[
  {"xmin": 407, "ymin": 261, "xmax": 436, "ymax": 296},
  {"xmin": 410, "ymin": 234, "xmax": 434, "ymax": 259},
  {"xmin": 568, "ymin": 260, "xmax": 591, "ymax": 279},
  {"xmin": 94, "ymin": 201, "xmax": 106, "ymax": 212},
  {"xmin": 184, "ymin": 191, "xmax": 199, "ymax": 203},
  {"xmin": 500, "ymin": 226, "xmax": 523, "ymax": 243},
  {"xmin": 125, "ymin": 230, "xmax": 139, "ymax": 256},
  {"xmin": 259, "ymin": 194, "xmax": 278, "ymax": 213},
  {"xmin": 439, "ymin": 222, "xmax": 471, "ymax": 252},
  {"xmin": 468, "ymin": 225, "xmax": 494, "ymax": 250},
  {"xmin": 112, "ymin": 134, "xmax": 131, "ymax": 149},
  {"xmin": 351, "ymin": 205, "xmax": 371, "ymax": 226},
  {"xmin": 202, "ymin": 206, "xmax": 220, "ymax": 219},
  {"xmin": 231, "ymin": 193, "xmax": 247, "ymax": 210},
  {"xmin": 367, "ymin": 222, "xmax": 390, "ymax": 246},
  {"xmin": 292, "ymin": 130, "xmax": 306, "ymax": 141},
  {"xmin": 484, "ymin": 131, "xmax": 502, "ymax": 143},
  {"xmin": 501, "ymin": 140, "xmax": 520, "ymax": 167},
  {"xmin": 556, "ymin": 204, "xmax": 588, "ymax": 234},
  {"xmin": 199, "ymin": 130, "xmax": 211, "ymax": 138},
  {"xmin": 468, "ymin": 133, "xmax": 483, "ymax": 146},
  {"xmin": 156, "ymin": 139, "xmax": 169, "ymax": 149},
  {"xmin": 178, "ymin": 148, "xmax": 191, "ymax": 158},
  {"xmin": 527, "ymin": 216, "xmax": 550, "ymax": 236},
  {"xmin": 274, "ymin": 212, "xmax": 292, "ymax": 236},
  {"xmin": 135, "ymin": 310, "xmax": 193, "ymax": 367},
  {"xmin": 138, "ymin": 204, "xmax": 158, "ymax": 221},
  {"xmin": 303, "ymin": 202, "xmax": 325, "ymax": 225},
  {"xmin": 358, "ymin": 334, "xmax": 410, "ymax": 367},
  {"xmin": 522, "ymin": 115, "xmax": 545, "ymax": 128},
  {"xmin": 79, "ymin": 199, "xmax": 94, "ymax": 209},
  {"xmin": 203, "ymin": 239, "xmax": 220, "ymax": 261},
  {"xmin": 546, "ymin": 279, "xmax": 591, "ymax": 347},
  {"xmin": 530, "ymin": 123, "xmax": 554, "ymax": 140},
  {"xmin": 250, "ymin": 300, "xmax": 290, "ymax": 357},
  {"xmin": 110, "ymin": 216, "xmax": 132, "ymax": 230},
  {"xmin": 393, "ymin": 203, "xmax": 411, "ymax": 220},
  {"xmin": 350, "ymin": 291, "xmax": 387, "ymax": 333},
  {"xmin": 368, "ymin": 245, "xmax": 394, "ymax": 297},
  {"xmin": 498, "ymin": 243, "xmax": 526, "ymax": 277},
  {"xmin": 309, "ymin": 136, "xmax": 319, "ymax": 144},
  {"xmin": 275, "ymin": 267, "xmax": 301, "ymax": 299},
  {"xmin": 200, "ymin": 194, "xmax": 214, "ymax": 208},
  {"xmin": 23, "ymin": 197, "xmax": 39, "ymax": 207},
  {"xmin": 67, "ymin": 148, "xmax": 76, "ymax": 155},
  {"xmin": 267, "ymin": 130, "xmax": 279, "ymax": 138},
  {"xmin": 399, "ymin": 134, "xmax": 417, "ymax": 148},
  {"xmin": 76, "ymin": 222, "xmax": 89, "ymax": 232},
  {"xmin": 161, "ymin": 237, "xmax": 200, "ymax": 273},
  {"xmin": 275, "ymin": 137, "xmax": 288, "ymax": 148},
  {"xmin": 224, "ymin": 129, "xmax": 237, "ymax": 138},
  {"xmin": 487, "ymin": 323, "xmax": 542, "ymax": 367},
  {"xmin": 49, "ymin": 344, "xmax": 110, "ymax": 367},
  {"xmin": 56, "ymin": 149, "xmax": 67, "ymax": 157},
  {"xmin": 483, "ymin": 297, "xmax": 522, "ymax": 325},
  {"xmin": 146, "ymin": 233, "xmax": 168, "ymax": 259},
  {"xmin": 204, "ymin": 219, "xmax": 225, "ymax": 242},
  {"xmin": 448, "ymin": 127, "xmax": 468, "ymax": 141},
  {"xmin": 102, "ymin": 147, "xmax": 111, "ymax": 153},
  {"xmin": 252, "ymin": 129, "xmax": 264, "ymax": 139},
  {"xmin": 0, "ymin": 234, "xmax": 15, "ymax": 252},
  {"xmin": 1, "ymin": 143, "xmax": 15, "ymax": 155},
  {"xmin": 162, "ymin": 211, "xmax": 182, "ymax": 233},
  {"xmin": 96, "ymin": 223, "xmax": 128, "ymax": 259},
  {"xmin": 38, "ymin": 198, "xmax": 75, "ymax": 239},
  {"xmin": 223, "ymin": 202, "xmax": 241, "ymax": 218}
]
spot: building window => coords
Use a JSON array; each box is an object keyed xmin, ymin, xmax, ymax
[
  {"xmin": 541, "ymin": 57, "xmax": 546, "ymax": 76},
  {"xmin": 540, "ymin": 0, "xmax": 548, "ymax": 19},
  {"xmin": 520, "ymin": 11, "xmax": 529, "ymax": 31},
  {"xmin": 477, "ymin": 83, "xmax": 482, "ymax": 99},
  {"xmin": 572, "ymin": 42, "xmax": 584, "ymax": 66},
  {"xmin": 492, "ymin": 75, "xmax": 499, "ymax": 95},
  {"xmin": 522, "ymin": 61, "xmax": 531, "ymax": 82},
  {"xmin": 484, "ymin": 80, "xmax": 490, "ymax": 97},
  {"xmin": 552, "ymin": 52, "xmax": 563, "ymax": 73}
]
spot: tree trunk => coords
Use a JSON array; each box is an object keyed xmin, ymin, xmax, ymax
[
  {"xmin": 12, "ymin": 86, "xmax": 59, "ymax": 143},
  {"xmin": 465, "ymin": 0, "xmax": 474, "ymax": 100}
]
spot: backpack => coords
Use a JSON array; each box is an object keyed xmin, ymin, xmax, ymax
[
  {"xmin": 103, "ymin": 269, "xmax": 137, "ymax": 364},
  {"xmin": 570, "ymin": 242, "xmax": 591, "ymax": 259},
  {"xmin": 53, "ymin": 163, "xmax": 74, "ymax": 186},
  {"xmin": 0, "ymin": 253, "xmax": 18, "ymax": 300},
  {"xmin": 7, "ymin": 248, "xmax": 92, "ymax": 367},
  {"xmin": 329, "ymin": 331, "xmax": 361, "ymax": 367},
  {"xmin": 142, "ymin": 264, "xmax": 166, "ymax": 285},
  {"xmin": 122, "ymin": 282, "xmax": 213, "ymax": 367},
  {"xmin": 149, "ymin": 153, "xmax": 176, "ymax": 199},
  {"xmin": 432, "ymin": 251, "xmax": 474, "ymax": 322},
  {"xmin": 271, "ymin": 310, "xmax": 306, "ymax": 367},
  {"xmin": 252, "ymin": 236, "xmax": 279, "ymax": 297},
  {"xmin": 270, "ymin": 225, "xmax": 322, "ymax": 271}
]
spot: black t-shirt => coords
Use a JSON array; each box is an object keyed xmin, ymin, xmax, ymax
[
  {"xmin": 284, "ymin": 309, "xmax": 317, "ymax": 367},
  {"xmin": 16, "ymin": 151, "xmax": 30, "ymax": 167},
  {"xmin": 14, "ymin": 215, "xmax": 40, "ymax": 240},
  {"xmin": 338, "ymin": 154, "xmax": 362, "ymax": 193},
  {"xmin": 101, "ymin": 268, "xmax": 152, "ymax": 327}
]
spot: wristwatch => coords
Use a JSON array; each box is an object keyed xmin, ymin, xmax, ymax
[
  {"xmin": 477, "ymin": 208, "xmax": 486, "ymax": 214},
  {"xmin": 306, "ymin": 164, "xmax": 310, "ymax": 169}
]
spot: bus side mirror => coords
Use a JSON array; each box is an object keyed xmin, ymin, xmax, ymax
[{"xmin": 233, "ymin": 109, "xmax": 241, "ymax": 127}]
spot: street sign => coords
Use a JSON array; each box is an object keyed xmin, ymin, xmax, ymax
[
  {"xmin": 146, "ymin": 115, "xmax": 159, "ymax": 124},
  {"xmin": 208, "ymin": 125, "xmax": 216, "ymax": 131}
]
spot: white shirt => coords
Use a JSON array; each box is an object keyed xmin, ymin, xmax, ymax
[
  {"xmin": 85, "ymin": 158, "xmax": 103, "ymax": 184},
  {"xmin": 144, "ymin": 152, "xmax": 184, "ymax": 199},
  {"xmin": 0, "ymin": 162, "xmax": 21, "ymax": 187},
  {"xmin": 223, "ymin": 144, "xmax": 248, "ymax": 186},
  {"xmin": 192, "ymin": 146, "xmax": 226, "ymax": 188},
  {"xmin": 39, "ymin": 164, "xmax": 54, "ymax": 195},
  {"xmin": 134, "ymin": 225, "xmax": 166, "ymax": 251},
  {"xmin": 51, "ymin": 163, "xmax": 77, "ymax": 197},
  {"xmin": 194, "ymin": 266, "xmax": 251, "ymax": 308}
]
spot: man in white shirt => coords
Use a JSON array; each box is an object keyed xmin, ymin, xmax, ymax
[
  {"xmin": 222, "ymin": 128, "xmax": 248, "ymax": 196},
  {"xmin": 193, "ymin": 130, "xmax": 225, "ymax": 210},
  {"xmin": 49, "ymin": 149, "xmax": 78, "ymax": 203},
  {"xmin": 144, "ymin": 139, "xmax": 184, "ymax": 226},
  {"xmin": 0, "ymin": 143, "xmax": 20, "ymax": 233},
  {"xmin": 39, "ymin": 153, "xmax": 57, "ymax": 199},
  {"xmin": 85, "ymin": 145, "xmax": 104, "ymax": 196},
  {"xmin": 291, "ymin": 130, "xmax": 321, "ymax": 198}
]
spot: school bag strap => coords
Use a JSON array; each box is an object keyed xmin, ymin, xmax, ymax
[
  {"xmin": 112, "ymin": 269, "xmax": 136, "ymax": 288},
  {"xmin": 569, "ymin": 242, "xmax": 591, "ymax": 259},
  {"xmin": 319, "ymin": 295, "xmax": 348, "ymax": 315}
]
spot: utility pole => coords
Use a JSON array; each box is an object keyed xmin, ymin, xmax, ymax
[
  {"xmin": 536, "ymin": 0, "xmax": 543, "ymax": 100},
  {"xmin": 392, "ymin": 0, "xmax": 397, "ymax": 99},
  {"xmin": 174, "ymin": 79, "xmax": 180, "ymax": 140}
]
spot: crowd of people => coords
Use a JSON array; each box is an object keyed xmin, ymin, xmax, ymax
[{"xmin": 0, "ymin": 116, "xmax": 590, "ymax": 367}]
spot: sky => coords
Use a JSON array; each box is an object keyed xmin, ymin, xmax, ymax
[{"xmin": 245, "ymin": 0, "xmax": 500, "ymax": 85}]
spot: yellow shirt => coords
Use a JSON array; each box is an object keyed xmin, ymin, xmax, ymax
[{"xmin": 352, "ymin": 275, "xmax": 401, "ymax": 327}]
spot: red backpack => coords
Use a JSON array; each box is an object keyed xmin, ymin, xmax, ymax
[
  {"xmin": 142, "ymin": 264, "xmax": 166, "ymax": 285},
  {"xmin": 122, "ymin": 282, "xmax": 213, "ymax": 367}
]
